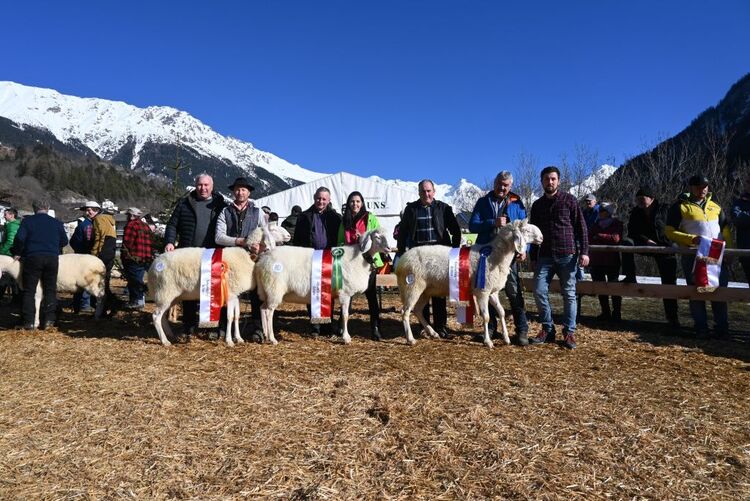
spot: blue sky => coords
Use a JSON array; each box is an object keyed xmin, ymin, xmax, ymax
[{"xmin": 3, "ymin": 0, "xmax": 749, "ymax": 187}]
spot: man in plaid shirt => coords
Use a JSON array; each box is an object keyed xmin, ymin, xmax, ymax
[
  {"xmin": 529, "ymin": 166, "xmax": 589, "ymax": 349},
  {"xmin": 122, "ymin": 207, "xmax": 154, "ymax": 309}
]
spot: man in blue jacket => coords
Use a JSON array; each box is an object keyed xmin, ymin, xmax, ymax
[
  {"xmin": 469, "ymin": 171, "xmax": 530, "ymax": 345},
  {"xmin": 69, "ymin": 201, "xmax": 100, "ymax": 313},
  {"xmin": 12, "ymin": 199, "xmax": 69, "ymax": 329},
  {"xmin": 732, "ymin": 174, "xmax": 750, "ymax": 285}
]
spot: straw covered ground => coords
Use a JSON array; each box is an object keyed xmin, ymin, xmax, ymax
[{"xmin": 1, "ymin": 284, "xmax": 749, "ymax": 499}]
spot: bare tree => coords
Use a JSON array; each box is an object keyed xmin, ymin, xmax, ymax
[{"xmin": 513, "ymin": 149, "xmax": 539, "ymax": 209}]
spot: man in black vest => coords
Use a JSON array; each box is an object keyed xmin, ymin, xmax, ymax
[
  {"xmin": 164, "ymin": 173, "xmax": 227, "ymax": 337},
  {"xmin": 215, "ymin": 176, "xmax": 266, "ymax": 341},
  {"xmin": 396, "ymin": 179, "xmax": 461, "ymax": 338}
]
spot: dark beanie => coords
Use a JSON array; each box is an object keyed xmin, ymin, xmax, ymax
[{"xmin": 635, "ymin": 187, "xmax": 654, "ymax": 198}]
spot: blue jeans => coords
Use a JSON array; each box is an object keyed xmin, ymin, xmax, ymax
[
  {"xmin": 534, "ymin": 254, "xmax": 578, "ymax": 334},
  {"xmin": 680, "ymin": 254, "xmax": 728, "ymax": 332},
  {"xmin": 123, "ymin": 261, "xmax": 147, "ymax": 305}
]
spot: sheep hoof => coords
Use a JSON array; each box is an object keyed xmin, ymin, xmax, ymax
[
  {"xmin": 161, "ymin": 340, "xmax": 172, "ymax": 347},
  {"xmin": 343, "ymin": 334, "xmax": 352, "ymax": 344},
  {"xmin": 226, "ymin": 340, "xmax": 235, "ymax": 348},
  {"xmin": 484, "ymin": 340, "xmax": 494, "ymax": 349},
  {"xmin": 407, "ymin": 338, "xmax": 417, "ymax": 346}
]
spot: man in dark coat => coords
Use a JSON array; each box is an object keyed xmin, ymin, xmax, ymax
[
  {"xmin": 292, "ymin": 187, "xmax": 342, "ymax": 336},
  {"xmin": 164, "ymin": 173, "xmax": 227, "ymax": 336},
  {"xmin": 396, "ymin": 179, "xmax": 461, "ymax": 338},
  {"xmin": 12, "ymin": 199, "xmax": 69, "ymax": 329},
  {"xmin": 281, "ymin": 205, "xmax": 302, "ymax": 241}
]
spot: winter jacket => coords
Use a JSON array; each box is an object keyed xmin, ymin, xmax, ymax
[
  {"xmin": 0, "ymin": 218, "xmax": 20, "ymax": 256},
  {"xmin": 69, "ymin": 217, "xmax": 94, "ymax": 254},
  {"xmin": 337, "ymin": 212, "xmax": 384, "ymax": 268},
  {"xmin": 396, "ymin": 199, "xmax": 461, "ymax": 255},
  {"xmin": 91, "ymin": 213, "xmax": 117, "ymax": 263},
  {"xmin": 626, "ymin": 200, "xmax": 671, "ymax": 247},
  {"xmin": 122, "ymin": 219, "xmax": 154, "ymax": 264},
  {"xmin": 468, "ymin": 191, "xmax": 527, "ymax": 245},
  {"xmin": 12, "ymin": 213, "xmax": 68, "ymax": 258},
  {"xmin": 731, "ymin": 191, "xmax": 750, "ymax": 249},
  {"xmin": 588, "ymin": 218, "xmax": 623, "ymax": 268},
  {"xmin": 583, "ymin": 204, "xmax": 600, "ymax": 229},
  {"xmin": 665, "ymin": 193, "xmax": 732, "ymax": 248},
  {"xmin": 292, "ymin": 205, "xmax": 342, "ymax": 249},
  {"xmin": 281, "ymin": 213, "xmax": 299, "ymax": 241},
  {"xmin": 165, "ymin": 192, "xmax": 227, "ymax": 249},
  {"xmin": 215, "ymin": 201, "xmax": 264, "ymax": 247}
]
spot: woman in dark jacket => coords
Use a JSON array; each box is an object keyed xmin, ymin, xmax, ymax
[{"xmin": 588, "ymin": 203, "xmax": 624, "ymax": 322}]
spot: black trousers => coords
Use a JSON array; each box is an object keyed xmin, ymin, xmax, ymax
[
  {"xmin": 21, "ymin": 254, "xmax": 58, "ymax": 325},
  {"xmin": 590, "ymin": 265, "xmax": 622, "ymax": 316},
  {"xmin": 740, "ymin": 256, "xmax": 750, "ymax": 286}
]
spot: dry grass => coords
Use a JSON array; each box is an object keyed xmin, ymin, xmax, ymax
[{"xmin": 1, "ymin": 282, "xmax": 749, "ymax": 499}]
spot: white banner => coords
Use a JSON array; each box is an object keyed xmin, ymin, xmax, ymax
[
  {"xmin": 199, "ymin": 248, "xmax": 214, "ymax": 326},
  {"xmin": 448, "ymin": 247, "xmax": 461, "ymax": 304},
  {"xmin": 310, "ymin": 249, "xmax": 324, "ymax": 321}
]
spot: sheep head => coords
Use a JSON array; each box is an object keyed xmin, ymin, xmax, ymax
[
  {"xmin": 249, "ymin": 224, "xmax": 292, "ymax": 252},
  {"xmin": 509, "ymin": 219, "xmax": 543, "ymax": 253},
  {"xmin": 359, "ymin": 228, "xmax": 391, "ymax": 256}
]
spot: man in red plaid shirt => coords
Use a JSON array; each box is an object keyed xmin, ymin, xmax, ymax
[{"xmin": 122, "ymin": 207, "xmax": 154, "ymax": 309}]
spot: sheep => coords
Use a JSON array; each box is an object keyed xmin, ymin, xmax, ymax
[
  {"xmin": 0, "ymin": 254, "xmax": 107, "ymax": 328},
  {"xmin": 395, "ymin": 219, "xmax": 543, "ymax": 348},
  {"xmin": 255, "ymin": 228, "xmax": 391, "ymax": 345},
  {"xmin": 148, "ymin": 224, "xmax": 290, "ymax": 347}
]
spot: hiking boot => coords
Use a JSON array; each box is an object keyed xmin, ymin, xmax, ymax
[
  {"xmin": 438, "ymin": 327, "xmax": 454, "ymax": 340},
  {"xmin": 371, "ymin": 325, "xmax": 382, "ymax": 342},
  {"xmin": 209, "ymin": 330, "xmax": 221, "ymax": 341},
  {"xmin": 517, "ymin": 331, "xmax": 529, "ymax": 346},
  {"xmin": 563, "ymin": 331, "xmax": 577, "ymax": 349},
  {"xmin": 620, "ymin": 276, "xmax": 637, "ymax": 284},
  {"xmin": 529, "ymin": 328, "xmax": 555, "ymax": 345}
]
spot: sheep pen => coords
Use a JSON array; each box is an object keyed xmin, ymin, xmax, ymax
[{"xmin": 0, "ymin": 278, "xmax": 749, "ymax": 499}]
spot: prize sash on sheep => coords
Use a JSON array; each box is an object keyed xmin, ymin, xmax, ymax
[
  {"xmin": 449, "ymin": 247, "xmax": 474, "ymax": 324},
  {"xmin": 310, "ymin": 249, "xmax": 335, "ymax": 323},
  {"xmin": 199, "ymin": 248, "xmax": 229, "ymax": 327},
  {"xmin": 693, "ymin": 236, "xmax": 725, "ymax": 293}
]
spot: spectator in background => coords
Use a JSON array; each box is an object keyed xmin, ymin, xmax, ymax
[
  {"xmin": 215, "ymin": 176, "xmax": 266, "ymax": 342},
  {"xmin": 529, "ymin": 166, "xmax": 589, "ymax": 349},
  {"xmin": 165, "ymin": 173, "xmax": 227, "ymax": 337},
  {"xmin": 12, "ymin": 199, "xmax": 68, "ymax": 329},
  {"xmin": 666, "ymin": 174, "xmax": 732, "ymax": 338},
  {"xmin": 293, "ymin": 187, "xmax": 342, "ymax": 336},
  {"xmin": 91, "ymin": 203, "xmax": 117, "ymax": 314},
  {"xmin": 582, "ymin": 193, "xmax": 600, "ymax": 229},
  {"xmin": 281, "ymin": 205, "xmax": 302, "ymax": 241},
  {"xmin": 468, "ymin": 170, "xmax": 530, "ymax": 345},
  {"xmin": 396, "ymin": 179, "xmax": 461, "ymax": 339},
  {"xmin": 731, "ymin": 174, "xmax": 750, "ymax": 285},
  {"xmin": 337, "ymin": 191, "xmax": 384, "ymax": 341},
  {"xmin": 0, "ymin": 208, "xmax": 21, "ymax": 304},
  {"xmin": 588, "ymin": 203, "xmax": 624, "ymax": 322},
  {"xmin": 627, "ymin": 187, "xmax": 680, "ymax": 329},
  {"xmin": 69, "ymin": 201, "xmax": 100, "ymax": 313},
  {"xmin": 121, "ymin": 207, "xmax": 154, "ymax": 310}
]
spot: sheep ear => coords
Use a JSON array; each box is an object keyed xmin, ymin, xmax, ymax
[
  {"xmin": 360, "ymin": 232, "xmax": 373, "ymax": 253},
  {"xmin": 262, "ymin": 225, "xmax": 276, "ymax": 250}
]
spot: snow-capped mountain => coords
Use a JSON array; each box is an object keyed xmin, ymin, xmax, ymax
[
  {"xmin": 0, "ymin": 81, "xmax": 487, "ymax": 205},
  {"xmin": 0, "ymin": 81, "xmax": 325, "ymax": 193},
  {"xmin": 569, "ymin": 164, "xmax": 618, "ymax": 198}
]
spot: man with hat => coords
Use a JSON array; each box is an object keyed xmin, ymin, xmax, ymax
[
  {"xmin": 625, "ymin": 187, "xmax": 680, "ymax": 329},
  {"xmin": 582, "ymin": 193, "xmax": 600, "ymax": 229},
  {"xmin": 165, "ymin": 173, "xmax": 228, "ymax": 337},
  {"xmin": 666, "ymin": 174, "xmax": 732, "ymax": 338},
  {"xmin": 70, "ymin": 200, "xmax": 101, "ymax": 313},
  {"xmin": 215, "ymin": 176, "xmax": 266, "ymax": 341},
  {"xmin": 121, "ymin": 207, "xmax": 154, "ymax": 309}
]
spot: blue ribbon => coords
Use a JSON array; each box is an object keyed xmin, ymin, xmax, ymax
[{"xmin": 475, "ymin": 246, "xmax": 493, "ymax": 289}]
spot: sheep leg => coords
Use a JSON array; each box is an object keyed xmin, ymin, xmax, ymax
[
  {"xmin": 232, "ymin": 296, "xmax": 244, "ymax": 345},
  {"xmin": 224, "ymin": 296, "xmax": 237, "ymax": 347},
  {"xmin": 261, "ymin": 304, "xmax": 278, "ymax": 345},
  {"xmin": 153, "ymin": 306, "xmax": 172, "ymax": 346},
  {"xmin": 414, "ymin": 294, "xmax": 439, "ymax": 339},
  {"xmin": 339, "ymin": 294, "xmax": 351, "ymax": 344},
  {"xmin": 489, "ymin": 293, "xmax": 510, "ymax": 345},
  {"xmin": 401, "ymin": 288, "xmax": 424, "ymax": 345},
  {"xmin": 34, "ymin": 282, "xmax": 42, "ymax": 329},
  {"xmin": 476, "ymin": 294, "xmax": 494, "ymax": 349}
]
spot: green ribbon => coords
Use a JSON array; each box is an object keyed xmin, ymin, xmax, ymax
[{"xmin": 331, "ymin": 247, "xmax": 345, "ymax": 291}]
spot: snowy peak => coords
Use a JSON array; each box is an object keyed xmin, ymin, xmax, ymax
[{"xmin": 0, "ymin": 81, "xmax": 326, "ymax": 184}]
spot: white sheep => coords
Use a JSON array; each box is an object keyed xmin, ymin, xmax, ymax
[
  {"xmin": 395, "ymin": 219, "xmax": 543, "ymax": 348},
  {"xmin": 254, "ymin": 228, "xmax": 391, "ymax": 345},
  {"xmin": 0, "ymin": 254, "xmax": 107, "ymax": 328},
  {"xmin": 148, "ymin": 225, "xmax": 290, "ymax": 347}
]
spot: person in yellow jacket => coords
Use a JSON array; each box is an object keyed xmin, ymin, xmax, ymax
[
  {"xmin": 337, "ymin": 191, "xmax": 385, "ymax": 341},
  {"xmin": 91, "ymin": 209, "xmax": 118, "ymax": 307},
  {"xmin": 665, "ymin": 174, "xmax": 731, "ymax": 338}
]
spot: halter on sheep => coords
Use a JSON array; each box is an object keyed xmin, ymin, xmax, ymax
[
  {"xmin": 148, "ymin": 224, "xmax": 290, "ymax": 347},
  {"xmin": 255, "ymin": 228, "xmax": 392, "ymax": 345},
  {"xmin": 395, "ymin": 219, "xmax": 543, "ymax": 348}
]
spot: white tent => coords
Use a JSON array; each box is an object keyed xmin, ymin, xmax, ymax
[{"xmin": 254, "ymin": 172, "xmax": 420, "ymax": 246}]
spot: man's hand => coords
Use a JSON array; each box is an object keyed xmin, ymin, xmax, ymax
[
  {"xmin": 165, "ymin": 243, "xmax": 175, "ymax": 253},
  {"xmin": 13, "ymin": 255, "xmax": 20, "ymax": 262},
  {"xmin": 516, "ymin": 252, "xmax": 526, "ymax": 262},
  {"xmin": 692, "ymin": 235, "xmax": 701, "ymax": 245},
  {"xmin": 646, "ymin": 239, "xmax": 657, "ymax": 246},
  {"xmin": 249, "ymin": 242, "xmax": 261, "ymax": 254},
  {"xmin": 235, "ymin": 237, "xmax": 247, "ymax": 247},
  {"xmin": 578, "ymin": 254, "xmax": 590, "ymax": 267},
  {"xmin": 495, "ymin": 216, "xmax": 508, "ymax": 228}
]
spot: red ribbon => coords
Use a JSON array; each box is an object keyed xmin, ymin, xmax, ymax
[
  {"xmin": 694, "ymin": 259, "xmax": 708, "ymax": 288},
  {"xmin": 320, "ymin": 249, "xmax": 333, "ymax": 319},
  {"xmin": 210, "ymin": 248, "xmax": 224, "ymax": 322},
  {"xmin": 708, "ymin": 239, "xmax": 723, "ymax": 260},
  {"xmin": 459, "ymin": 247, "xmax": 474, "ymax": 323}
]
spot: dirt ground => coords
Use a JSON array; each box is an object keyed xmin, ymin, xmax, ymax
[{"xmin": 1, "ymin": 282, "xmax": 749, "ymax": 499}]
